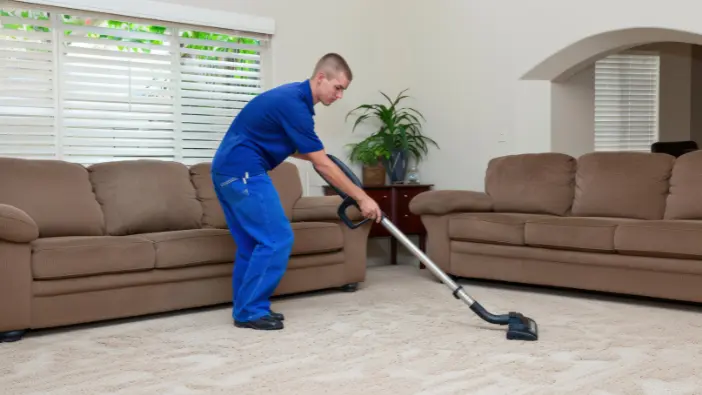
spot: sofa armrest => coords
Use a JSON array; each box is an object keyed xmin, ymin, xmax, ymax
[
  {"xmin": 409, "ymin": 190, "xmax": 493, "ymax": 216},
  {"xmin": 0, "ymin": 204, "xmax": 39, "ymax": 243},
  {"xmin": 0, "ymin": 241, "xmax": 33, "ymax": 333},
  {"xmin": 291, "ymin": 196, "xmax": 362, "ymax": 222},
  {"xmin": 292, "ymin": 195, "xmax": 370, "ymax": 285}
]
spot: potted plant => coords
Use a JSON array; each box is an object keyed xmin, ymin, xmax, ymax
[
  {"xmin": 345, "ymin": 89, "xmax": 438, "ymax": 184},
  {"xmin": 346, "ymin": 133, "xmax": 391, "ymax": 186}
]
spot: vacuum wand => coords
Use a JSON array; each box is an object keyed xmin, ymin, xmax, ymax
[
  {"xmin": 381, "ymin": 217, "xmax": 467, "ymax": 299},
  {"xmin": 315, "ymin": 154, "xmax": 538, "ymax": 341},
  {"xmin": 380, "ymin": 217, "xmax": 538, "ymax": 341}
]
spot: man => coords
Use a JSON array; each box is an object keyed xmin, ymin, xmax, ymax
[{"xmin": 211, "ymin": 53, "xmax": 383, "ymax": 331}]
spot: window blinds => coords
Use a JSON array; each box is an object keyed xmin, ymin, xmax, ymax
[
  {"xmin": 0, "ymin": 8, "xmax": 56, "ymax": 159},
  {"xmin": 594, "ymin": 53, "xmax": 660, "ymax": 152},
  {"xmin": 0, "ymin": 2, "xmax": 268, "ymax": 165}
]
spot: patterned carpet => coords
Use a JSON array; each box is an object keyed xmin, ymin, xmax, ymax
[{"xmin": 2, "ymin": 265, "xmax": 702, "ymax": 395}]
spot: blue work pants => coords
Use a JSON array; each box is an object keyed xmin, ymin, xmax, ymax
[{"xmin": 212, "ymin": 172, "xmax": 294, "ymax": 322}]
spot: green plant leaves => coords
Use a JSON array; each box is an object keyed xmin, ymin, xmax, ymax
[{"xmin": 345, "ymin": 89, "xmax": 438, "ymax": 165}]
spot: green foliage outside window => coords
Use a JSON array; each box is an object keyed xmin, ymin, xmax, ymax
[{"xmin": 1, "ymin": 8, "xmax": 262, "ymax": 78}]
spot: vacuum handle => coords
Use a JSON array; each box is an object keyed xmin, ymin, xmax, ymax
[
  {"xmin": 321, "ymin": 154, "xmax": 364, "ymax": 200},
  {"xmin": 337, "ymin": 196, "xmax": 372, "ymax": 229},
  {"xmin": 313, "ymin": 154, "xmax": 379, "ymax": 229}
]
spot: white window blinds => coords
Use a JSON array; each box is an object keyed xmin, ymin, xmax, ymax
[
  {"xmin": 0, "ymin": 2, "xmax": 268, "ymax": 165},
  {"xmin": 0, "ymin": 8, "xmax": 56, "ymax": 159},
  {"xmin": 594, "ymin": 53, "xmax": 660, "ymax": 152}
]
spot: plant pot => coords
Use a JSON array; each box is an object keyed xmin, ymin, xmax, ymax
[
  {"xmin": 362, "ymin": 162, "xmax": 386, "ymax": 186},
  {"xmin": 383, "ymin": 149, "xmax": 409, "ymax": 184}
]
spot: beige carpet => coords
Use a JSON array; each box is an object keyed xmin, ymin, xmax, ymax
[{"xmin": 2, "ymin": 265, "xmax": 702, "ymax": 395}]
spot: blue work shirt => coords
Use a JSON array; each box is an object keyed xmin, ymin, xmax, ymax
[{"xmin": 211, "ymin": 79, "xmax": 324, "ymax": 177}]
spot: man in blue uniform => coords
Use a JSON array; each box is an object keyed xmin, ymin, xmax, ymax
[{"xmin": 211, "ymin": 53, "xmax": 382, "ymax": 331}]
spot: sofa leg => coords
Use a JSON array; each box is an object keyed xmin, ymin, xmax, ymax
[
  {"xmin": 0, "ymin": 330, "xmax": 26, "ymax": 343},
  {"xmin": 340, "ymin": 283, "xmax": 359, "ymax": 292}
]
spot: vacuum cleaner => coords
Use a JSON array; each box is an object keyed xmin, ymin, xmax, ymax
[{"xmin": 314, "ymin": 154, "xmax": 539, "ymax": 341}]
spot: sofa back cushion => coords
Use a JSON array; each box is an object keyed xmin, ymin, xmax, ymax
[
  {"xmin": 485, "ymin": 153, "xmax": 576, "ymax": 216},
  {"xmin": 0, "ymin": 158, "xmax": 105, "ymax": 237},
  {"xmin": 572, "ymin": 152, "xmax": 674, "ymax": 220},
  {"xmin": 189, "ymin": 162, "xmax": 227, "ymax": 228},
  {"xmin": 665, "ymin": 150, "xmax": 702, "ymax": 219},
  {"xmin": 189, "ymin": 161, "xmax": 303, "ymax": 228},
  {"xmin": 89, "ymin": 160, "xmax": 202, "ymax": 235},
  {"xmin": 269, "ymin": 161, "xmax": 303, "ymax": 220}
]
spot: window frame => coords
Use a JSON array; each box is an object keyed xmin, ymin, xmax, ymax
[{"xmin": 9, "ymin": 0, "xmax": 275, "ymax": 35}]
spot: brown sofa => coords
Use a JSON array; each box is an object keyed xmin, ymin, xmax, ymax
[
  {"xmin": 410, "ymin": 151, "xmax": 702, "ymax": 304},
  {"xmin": 0, "ymin": 158, "xmax": 371, "ymax": 342}
]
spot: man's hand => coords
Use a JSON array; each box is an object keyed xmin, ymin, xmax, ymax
[
  {"xmin": 297, "ymin": 150, "xmax": 383, "ymax": 223},
  {"xmin": 357, "ymin": 195, "xmax": 383, "ymax": 223}
]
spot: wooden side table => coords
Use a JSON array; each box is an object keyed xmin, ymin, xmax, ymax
[{"xmin": 323, "ymin": 183, "xmax": 433, "ymax": 267}]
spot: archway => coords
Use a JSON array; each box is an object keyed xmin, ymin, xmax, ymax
[
  {"xmin": 515, "ymin": 27, "xmax": 702, "ymax": 157},
  {"xmin": 521, "ymin": 27, "xmax": 702, "ymax": 82}
]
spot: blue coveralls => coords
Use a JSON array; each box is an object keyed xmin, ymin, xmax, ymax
[{"xmin": 211, "ymin": 80, "xmax": 324, "ymax": 323}]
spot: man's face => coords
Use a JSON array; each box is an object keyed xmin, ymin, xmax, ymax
[{"xmin": 316, "ymin": 72, "xmax": 350, "ymax": 106}]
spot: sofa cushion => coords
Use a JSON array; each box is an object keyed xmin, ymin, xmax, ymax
[
  {"xmin": 189, "ymin": 162, "xmax": 227, "ymax": 228},
  {"xmin": 89, "ymin": 160, "xmax": 203, "ymax": 236},
  {"xmin": 572, "ymin": 152, "xmax": 674, "ymax": 220},
  {"xmin": 525, "ymin": 217, "xmax": 636, "ymax": 252},
  {"xmin": 31, "ymin": 236, "xmax": 155, "ymax": 280},
  {"xmin": 409, "ymin": 190, "xmax": 493, "ymax": 216},
  {"xmin": 448, "ymin": 213, "xmax": 554, "ymax": 245},
  {"xmin": 138, "ymin": 222, "xmax": 343, "ymax": 269},
  {"xmin": 665, "ymin": 151, "xmax": 702, "ymax": 220},
  {"xmin": 269, "ymin": 161, "xmax": 303, "ymax": 220},
  {"xmin": 291, "ymin": 222, "xmax": 343, "ymax": 255},
  {"xmin": 139, "ymin": 229, "xmax": 237, "ymax": 269},
  {"xmin": 485, "ymin": 153, "xmax": 576, "ymax": 216},
  {"xmin": 190, "ymin": 161, "xmax": 303, "ymax": 228},
  {"xmin": 0, "ymin": 204, "xmax": 39, "ymax": 243},
  {"xmin": 0, "ymin": 158, "xmax": 105, "ymax": 237},
  {"xmin": 615, "ymin": 221, "xmax": 702, "ymax": 259}
]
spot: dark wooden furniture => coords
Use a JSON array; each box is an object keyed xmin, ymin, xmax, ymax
[
  {"xmin": 323, "ymin": 184, "xmax": 433, "ymax": 266},
  {"xmin": 651, "ymin": 140, "xmax": 699, "ymax": 157}
]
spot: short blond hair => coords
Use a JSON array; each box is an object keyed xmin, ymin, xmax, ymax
[{"xmin": 312, "ymin": 53, "xmax": 353, "ymax": 81}]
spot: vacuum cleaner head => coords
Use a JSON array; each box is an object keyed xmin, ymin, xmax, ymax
[
  {"xmin": 506, "ymin": 312, "xmax": 538, "ymax": 341},
  {"xmin": 468, "ymin": 300, "xmax": 539, "ymax": 341}
]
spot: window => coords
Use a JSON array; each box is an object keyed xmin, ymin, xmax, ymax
[
  {"xmin": 594, "ymin": 52, "xmax": 660, "ymax": 152},
  {"xmin": 0, "ymin": 2, "xmax": 270, "ymax": 165}
]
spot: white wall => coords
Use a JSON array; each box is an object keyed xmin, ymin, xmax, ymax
[
  {"xmin": 657, "ymin": 43, "xmax": 693, "ymax": 142},
  {"xmin": 402, "ymin": 0, "xmax": 702, "ymax": 192},
  {"xmin": 551, "ymin": 66, "xmax": 594, "ymax": 157}
]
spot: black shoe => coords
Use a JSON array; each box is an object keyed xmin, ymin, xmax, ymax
[
  {"xmin": 234, "ymin": 315, "xmax": 284, "ymax": 330},
  {"xmin": 270, "ymin": 311, "xmax": 285, "ymax": 321}
]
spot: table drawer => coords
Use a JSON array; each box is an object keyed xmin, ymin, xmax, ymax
[
  {"xmin": 362, "ymin": 188, "xmax": 392, "ymax": 237},
  {"xmin": 396, "ymin": 187, "xmax": 428, "ymax": 234},
  {"xmin": 364, "ymin": 188, "xmax": 393, "ymax": 214}
]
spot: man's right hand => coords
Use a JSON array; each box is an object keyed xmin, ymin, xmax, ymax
[
  {"xmin": 297, "ymin": 149, "xmax": 384, "ymax": 224},
  {"xmin": 358, "ymin": 195, "xmax": 383, "ymax": 223}
]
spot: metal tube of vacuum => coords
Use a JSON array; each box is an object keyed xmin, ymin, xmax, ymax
[{"xmin": 380, "ymin": 217, "xmax": 476, "ymax": 305}]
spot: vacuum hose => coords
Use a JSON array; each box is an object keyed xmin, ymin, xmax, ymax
[{"xmin": 469, "ymin": 301, "xmax": 510, "ymax": 325}]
